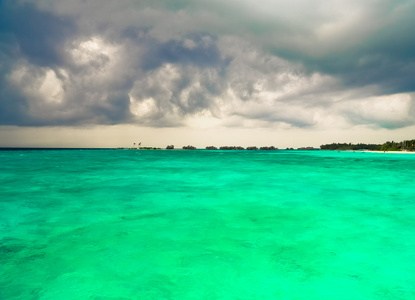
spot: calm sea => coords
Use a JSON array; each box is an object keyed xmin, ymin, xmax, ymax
[{"xmin": 1, "ymin": 149, "xmax": 415, "ymax": 299}]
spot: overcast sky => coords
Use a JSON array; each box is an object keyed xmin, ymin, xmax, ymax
[{"xmin": 1, "ymin": 0, "xmax": 414, "ymax": 148}]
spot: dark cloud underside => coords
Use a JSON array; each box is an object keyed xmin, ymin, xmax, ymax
[
  {"xmin": 0, "ymin": 0, "xmax": 414, "ymax": 130},
  {"xmin": 275, "ymin": 2, "xmax": 415, "ymax": 94},
  {"xmin": 0, "ymin": 1, "xmax": 76, "ymax": 66}
]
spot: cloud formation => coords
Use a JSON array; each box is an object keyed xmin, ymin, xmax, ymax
[{"xmin": 1, "ymin": 0, "xmax": 415, "ymax": 130}]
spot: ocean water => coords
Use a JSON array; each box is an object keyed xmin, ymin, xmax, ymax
[{"xmin": 1, "ymin": 149, "xmax": 415, "ymax": 299}]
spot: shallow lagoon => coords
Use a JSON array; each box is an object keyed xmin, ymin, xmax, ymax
[{"xmin": 1, "ymin": 149, "xmax": 415, "ymax": 299}]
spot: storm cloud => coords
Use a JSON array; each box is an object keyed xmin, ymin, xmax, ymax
[{"xmin": 1, "ymin": 0, "xmax": 415, "ymax": 130}]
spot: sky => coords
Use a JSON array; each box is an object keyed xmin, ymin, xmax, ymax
[{"xmin": 1, "ymin": 0, "xmax": 415, "ymax": 148}]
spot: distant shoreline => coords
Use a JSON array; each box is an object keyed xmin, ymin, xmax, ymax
[
  {"xmin": 1, "ymin": 147, "xmax": 414, "ymax": 154},
  {"xmin": 333, "ymin": 150, "xmax": 415, "ymax": 154},
  {"xmin": 366, "ymin": 150, "xmax": 415, "ymax": 154}
]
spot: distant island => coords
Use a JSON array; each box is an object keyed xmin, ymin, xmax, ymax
[
  {"xmin": 182, "ymin": 145, "xmax": 196, "ymax": 150},
  {"xmin": 320, "ymin": 139, "xmax": 415, "ymax": 151},
  {"xmin": 116, "ymin": 138, "xmax": 415, "ymax": 152},
  {"xmin": 205, "ymin": 146, "xmax": 217, "ymax": 150}
]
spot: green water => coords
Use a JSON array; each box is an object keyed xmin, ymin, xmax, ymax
[{"xmin": 1, "ymin": 149, "xmax": 415, "ymax": 299}]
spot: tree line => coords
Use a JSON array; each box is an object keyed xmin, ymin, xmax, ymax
[
  {"xmin": 320, "ymin": 139, "xmax": 415, "ymax": 151},
  {"xmin": 379, "ymin": 139, "xmax": 415, "ymax": 151}
]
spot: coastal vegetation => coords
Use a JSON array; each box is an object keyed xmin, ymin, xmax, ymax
[
  {"xmin": 118, "ymin": 139, "xmax": 414, "ymax": 151},
  {"xmin": 219, "ymin": 146, "xmax": 245, "ymax": 150},
  {"xmin": 297, "ymin": 147, "xmax": 318, "ymax": 150},
  {"xmin": 247, "ymin": 146, "xmax": 258, "ymax": 150},
  {"xmin": 138, "ymin": 147, "xmax": 161, "ymax": 150},
  {"xmin": 320, "ymin": 143, "xmax": 381, "ymax": 151},
  {"xmin": 182, "ymin": 145, "xmax": 196, "ymax": 150},
  {"xmin": 380, "ymin": 139, "xmax": 415, "ymax": 151},
  {"xmin": 321, "ymin": 139, "xmax": 415, "ymax": 151},
  {"xmin": 260, "ymin": 146, "xmax": 277, "ymax": 150}
]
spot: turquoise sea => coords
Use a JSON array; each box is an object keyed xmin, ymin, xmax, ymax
[{"xmin": 1, "ymin": 149, "xmax": 415, "ymax": 299}]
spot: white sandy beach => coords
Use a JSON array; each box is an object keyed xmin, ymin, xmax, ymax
[
  {"xmin": 367, "ymin": 151, "xmax": 415, "ymax": 154},
  {"xmin": 336, "ymin": 150, "xmax": 415, "ymax": 154}
]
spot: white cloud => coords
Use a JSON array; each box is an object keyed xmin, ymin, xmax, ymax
[
  {"xmin": 336, "ymin": 93, "xmax": 415, "ymax": 128},
  {"xmin": 9, "ymin": 64, "xmax": 63, "ymax": 109},
  {"xmin": 38, "ymin": 69, "xmax": 64, "ymax": 103},
  {"xmin": 2, "ymin": 0, "xmax": 415, "ymax": 141}
]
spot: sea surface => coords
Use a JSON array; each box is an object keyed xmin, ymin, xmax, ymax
[{"xmin": 1, "ymin": 149, "xmax": 415, "ymax": 299}]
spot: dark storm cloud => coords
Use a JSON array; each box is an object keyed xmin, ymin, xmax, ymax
[
  {"xmin": 0, "ymin": 0, "xmax": 230, "ymax": 127},
  {"xmin": 0, "ymin": 82, "xmax": 27, "ymax": 125},
  {"xmin": 141, "ymin": 34, "xmax": 227, "ymax": 71},
  {"xmin": 0, "ymin": 0, "xmax": 76, "ymax": 66},
  {"xmin": 1, "ymin": 0, "xmax": 415, "ymax": 130},
  {"xmin": 0, "ymin": 0, "xmax": 77, "ymax": 125},
  {"xmin": 274, "ymin": 2, "xmax": 415, "ymax": 95}
]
